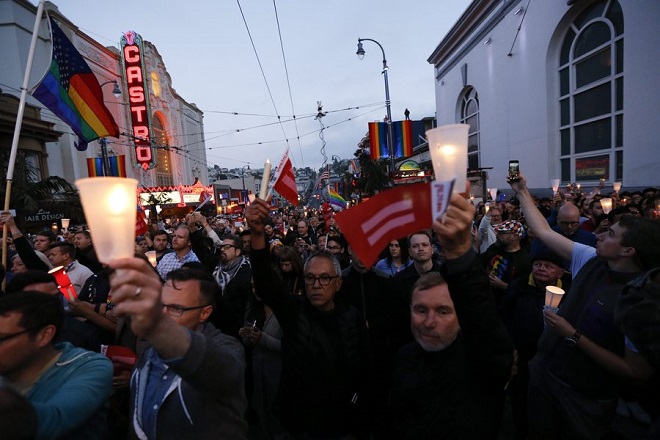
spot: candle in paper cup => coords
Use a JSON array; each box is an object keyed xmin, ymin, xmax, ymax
[
  {"xmin": 145, "ymin": 250, "xmax": 157, "ymax": 267},
  {"xmin": 613, "ymin": 182, "xmax": 622, "ymax": 192},
  {"xmin": 61, "ymin": 218, "xmax": 70, "ymax": 229},
  {"xmin": 75, "ymin": 177, "xmax": 138, "ymax": 262},
  {"xmin": 489, "ymin": 188, "xmax": 497, "ymax": 202},
  {"xmin": 544, "ymin": 285, "xmax": 564, "ymax": 311},
  {"xmin": 259, "ymin": 160, "xmax": 271, "ymax": 199},
  {"xmin": 427, "ymin": 124, "xmax": 469, "ymax": 192},
  {"xmin": 551, "ymin": 179, "xmax": 560, "ymax": 195},
  {"xmin": 600, "ymin": 197, "xmax": 613, "ymax": 214}
]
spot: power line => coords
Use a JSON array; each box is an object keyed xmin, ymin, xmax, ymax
[
  {"xmin": 272, "ymin": 0, "xmax": 305, "ymax": 168},
  {"xmin": 236, "ymin": 0, "xmax": 290, "ymax": 149}
]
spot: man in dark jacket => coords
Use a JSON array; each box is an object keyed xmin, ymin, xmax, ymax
[
  {"xmin": 189, "ymin": 222, "xmax": 252, "ymax": 338},
  {"xmin": 247, "ymin": 198, "xmax": 373, "ymax": 438},
  {"xmin": 390, "ymin": 189, "xmax": 514, "ymax": 439},
  {"xmin": 107, "ymin": 264, "xmax": 248, "ymax": 440}
]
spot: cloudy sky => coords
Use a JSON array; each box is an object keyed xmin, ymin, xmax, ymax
[{"xmin": 57, "ymin": 0, "xmax": 472, "ymax": 171}]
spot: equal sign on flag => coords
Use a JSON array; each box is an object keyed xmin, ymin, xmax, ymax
[
  {"xmin": 272, "ymin": 148, "xmax": 298, "ymax": 206},
  {"xmin": 32, "ymin": 15, "xmax": 119, "ymax": 151},
  {"xmin": 335, "ymin": 182, "xmax": 432, "ymax": 267}
]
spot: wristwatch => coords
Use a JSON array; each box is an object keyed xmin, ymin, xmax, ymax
[{"xmin": 565, "ymin": 330, "xmax": 582, "ymax": 347}]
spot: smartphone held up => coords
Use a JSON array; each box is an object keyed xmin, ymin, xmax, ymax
[{"xmin": 508, "ymin": 160, "xmax": 520, "ymax": 182}]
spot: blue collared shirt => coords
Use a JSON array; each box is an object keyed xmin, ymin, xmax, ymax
[{"xmin": 156, "ymin": 250, "xmax": 200, "ymax": 279}]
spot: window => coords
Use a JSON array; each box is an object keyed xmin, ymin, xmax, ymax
[
  {"xmin": 459, "ymin": 87, "xmax": 480, "ymax": 170},
  {"xmin": 558, "ymin": 0, "xmax": 623, "ymax": 183},
  {"xmin": 152, "ymin": 115, "xmax": 174, "ymax": 186}
]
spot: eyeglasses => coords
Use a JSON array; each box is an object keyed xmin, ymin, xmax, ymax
[
  {"xmin": 220, "ymin": 244, "xmax": 237, "ymax": 250},
  {"xmin": 0, "ymin": 326, "xmax": 40, "ymax": 344},
  {"xmin": 162, "ymin": 303, "xmax": 211, "ymax": 317},
  {"xmin": 559, "ymin": 221, "xmax": 579, "ymax": 226},
  {"xmin": 303, "ymin": 274, "xmax": 339, "ymax": 286}
]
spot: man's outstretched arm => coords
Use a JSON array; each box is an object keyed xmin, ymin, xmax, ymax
[{"xmin": 509, "ymin": 173, "xmax": 574, "ymax": 262}]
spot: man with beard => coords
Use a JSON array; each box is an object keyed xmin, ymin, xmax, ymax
[
  {"xmin": 151, "ymin": 229, "xmax": 173, "ymax": 264},
  {"xmin": 156, "ymin": 226, "xmax": 200, "ymax": 280},
  {"xmin": 190, "ymin": 227, "xmax": 252, "ymax": 339},
  {"xmin": 390, "ymin": 190, "xmax": 513, "ymax": 439}
]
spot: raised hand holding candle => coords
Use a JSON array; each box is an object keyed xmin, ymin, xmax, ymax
[
  {"xmin": 489, "ymin": 188, "xmax": 497, "ymax": 202},
  {"xmin": 259, "ymin": 160, "xmax": 271, "ymax": 199},
  {"xmin": 600, "ymin": 197, "xmax": 613, "ymax": 214}
]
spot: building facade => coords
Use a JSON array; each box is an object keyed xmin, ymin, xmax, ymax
[
  {"xmin": 428, "ymin": 0, "xmax": 660, "ymax": 192},
  {"xmin": 0, "ymin": 0, "xmax": 208, "ymax": 192}
]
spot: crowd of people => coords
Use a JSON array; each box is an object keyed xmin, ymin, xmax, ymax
[{"xmin": 0, "ymin": 177, "xmax": 659, "ymax": 439}]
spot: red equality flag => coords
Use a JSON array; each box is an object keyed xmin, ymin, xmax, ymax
[
  {"xmin": 335, "ymin": 182, "xmax": 432, "ymax": 268},
  {"xmin": 272, "ymin": 148, "xmax": 299, "ymax": 206},
  {"xmin": 136, "ymin": 205, "xmax": 149, "ymax": 236}
]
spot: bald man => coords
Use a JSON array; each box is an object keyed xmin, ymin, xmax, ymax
[{"xmin": 530, "ymin": 202, "xmax": 597, "ymax": 269}]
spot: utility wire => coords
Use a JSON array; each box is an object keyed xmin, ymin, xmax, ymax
[
  {"xmin": 236, "ymin": 0, "xmax": 290, "ymax": 148},
  {"xmin": 272, "ymin": 0, "xmax": 304, "ymax": 168}
]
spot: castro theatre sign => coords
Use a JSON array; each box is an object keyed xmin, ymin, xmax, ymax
[{"xmin": 120, "ymin": 31, "xmax": 155, "ymax": 170}]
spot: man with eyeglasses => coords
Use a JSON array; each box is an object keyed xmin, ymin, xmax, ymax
[
  {"xmin": 0, "ymin": 291, "xmax": 113, "ymax": 439},
  {"xmin": 189, "ymin": 227, "xmax": 252, "ymax": 339},
  {"xmin": 246, "ymin": 198, "xmax": 373, "ymax": 438},
  {"xmin": 157, "ymin": 225, "xmax": 200, "ymax": 280},
  {"xmin": 106, "ymin": 265, "xmax": 248, "ymax": 439},
  {"xmin": 530, "ymin": 202, "xmax": 596, "ymax": 269},
  {"xmin": 509, "ymin": 172, "xmax": 660, "ymax": 439}
]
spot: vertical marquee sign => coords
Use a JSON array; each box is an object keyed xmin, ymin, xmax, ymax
[{"xmin": 120, "ymin": 31, "xmax": 155, "ymax": 170}]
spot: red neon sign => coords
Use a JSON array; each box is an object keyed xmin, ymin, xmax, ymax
[{"xmin": 121, "ymin": 32, "xmax": 154, "ymax": 170}]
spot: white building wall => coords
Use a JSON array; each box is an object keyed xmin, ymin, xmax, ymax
[{"xmin": 432, "ymin": 0, "xmax": 660, "ymax": 191}]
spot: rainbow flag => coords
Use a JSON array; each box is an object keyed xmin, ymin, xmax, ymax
[
  {"xmin": 86, "ymin": 155, "xmax": 127, "ymax": 177},
  {"xmin": 32, "ymin": 16, "xmax": 119, "ymax": 151},
  {"xmin": 368, "ymin": 122, "xmax": 387, "ymax": 160},
  {"xmin": 328, "ymin": 188, "xmax": 346, "ymax": 210},
  {"xmin": 87, "ymin": 158, "xmax": 103, "ymax": 177},
  {"xmin": 393, "ymin": 120, "xmax": 413, "ymax": 158},
  {"xmin": 368, "ymin": 120, "xmax": 413, "ymax": 160},
  {"xmin": 108, "ymin": 155, "xmax": 127, "ymax": 177}
]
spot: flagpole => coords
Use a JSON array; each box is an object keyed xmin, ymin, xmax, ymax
[{"xmin": 2, "ymin": 0, "xmax": 46, "ymax": 279}]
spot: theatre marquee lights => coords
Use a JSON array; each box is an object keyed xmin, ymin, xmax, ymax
[{"xmin": 120, "ymin": 31, "xmax": 155, "ymax": 170}]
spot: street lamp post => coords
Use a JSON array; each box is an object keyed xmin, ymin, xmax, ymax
[
  {"xmin": 98, "ymin": 80, "xmax": 121, "ymax": 176},
  {"xmin": 356, "ymin": 38, "xmax": 395, "ymax": 173}
]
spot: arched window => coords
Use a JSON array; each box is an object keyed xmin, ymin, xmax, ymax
[
  {"xmin": 558, "ymin": 0, "xmax": 623, "ymax": 183},
  {"xmin": 152, "ymin": 115, "xmax": 174, "ymax": 186},
  {"xmin": 459, "ymin": 87, "xmax": 480, "ymax": 170}
]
